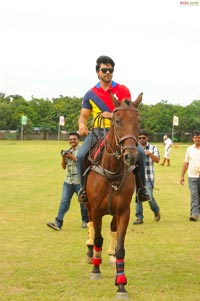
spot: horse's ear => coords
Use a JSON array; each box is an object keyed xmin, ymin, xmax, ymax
[
  {"xmin": 110, "ymin": 92, "xmax": 120, "ymax": 108},
  {"xmin": 133, "ymin": 92, "xmax": 143, "ymax": 108}
]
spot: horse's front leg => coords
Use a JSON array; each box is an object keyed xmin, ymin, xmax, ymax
[
  {"xmin": 115, "ymin": 209, "xmax": 130, "ymax": 299},
  {"xmin": 90, "ymin": 218, "xmax": 103, "ymax": 280}
]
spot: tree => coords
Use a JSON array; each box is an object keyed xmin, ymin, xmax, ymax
[{"xmin": 0, "ymin": 91, "xmax": 200, "ymax": 141}]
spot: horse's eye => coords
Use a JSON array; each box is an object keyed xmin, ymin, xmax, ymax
[{"xmin": 115, "ymin": 119, "xmax": 121, "ymax": 125}]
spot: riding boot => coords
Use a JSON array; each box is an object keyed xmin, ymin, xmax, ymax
[
  {"xmin": 78, "ymin": 187, "xmax": 88, "ymax": 203},
  {"xmin": 134, "ymin": 167, "xmax": 151, "ymax": 202},
  {"xmin": 167, "ymin": 159, "xmax": 170, "ymax": 166},
  {"xmin": 134, "ymin": 145, "xmax": 151, "ymax": 202},
  {"xmin": 78, "ymin": 169, "xmax": 90, "ymax": 203},
  {"xmin": 160, "ymin": 158, "xmax": 166, "ymax": 166}
]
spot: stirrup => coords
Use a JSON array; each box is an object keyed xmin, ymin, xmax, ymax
[
  {"xmin": 78, "ymin": 187, "xmax": 88, "ymax": 203},
  {"xmin": 136, "ymin": 187, "xmax": 151, "ymax": 202}
]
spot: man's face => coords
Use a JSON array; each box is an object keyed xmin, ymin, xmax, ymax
[
  {"xmin": 193, "ymin": 135, "xmax": 200, "ymax": 146},
  {"xmin": 68, "ymin": 135, "xmax": 79, "ymax": 147},
  {"xmin": 138, "ymin": 135, "xmax": 148, "ymax": 146},
  {"xmin": 97, "ymin": 63, "xmax": 114, "ymax": 83}
]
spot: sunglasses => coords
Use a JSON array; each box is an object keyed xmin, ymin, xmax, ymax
[
  {"xmin": 99, "ymin": 68, "xmax": 114, "ymax": 74},
  {"xmin": 139, "ymin": 136, "xmax": 147, "ymax": 140}
]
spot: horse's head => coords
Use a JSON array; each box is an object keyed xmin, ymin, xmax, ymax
[{"xmin": 111, "ymin": 93, "xmax": 142, "ymax": 167}]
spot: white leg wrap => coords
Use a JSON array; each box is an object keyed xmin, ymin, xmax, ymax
[
  {"xmin": 86, "ymin": 222, "xmax": 95, "ymax": 246},
  {"xmin": 107, "ymin": 231, "xmax": 117, "ymax": 255},
  {"xmin": 94, "ymin": 248, "xmax": 102, "ymax": 258}
]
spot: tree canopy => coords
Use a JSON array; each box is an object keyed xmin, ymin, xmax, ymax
[{"xmin": 0, "ymin": 93, "xmax": 200, "ymax": 141}]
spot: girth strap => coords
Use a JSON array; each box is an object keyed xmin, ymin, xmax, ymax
[{"xmin": 91, "ymin": 165, "xmax": 136, "ymax": 179}]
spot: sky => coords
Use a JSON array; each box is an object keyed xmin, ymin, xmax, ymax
[{"xmin": 0, "ymin": 0, "xmax": 200, "ymax": 106}]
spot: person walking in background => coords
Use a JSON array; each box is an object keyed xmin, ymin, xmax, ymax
[
  {"xmin": 160, "ymin": 134, "xmax": 172, "ymax": 166},
  {"xmin": 77, "ymin": 55, "xmax": 150, "ymax": 203},
  {"xmin": 47, "ymin": 132, "xmax": 88, "ymax": 231},
  {"xmin": 133, "ymin": 130, "xmax": 161, "ymax": 225},
  {"xmin": 180, "ymin": 130, "xmax": 200, "ymax": 222}
]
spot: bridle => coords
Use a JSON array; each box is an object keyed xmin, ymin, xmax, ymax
[{"xmin": 106, "ymin": 106, "xmax": 139, "ymax": 159}]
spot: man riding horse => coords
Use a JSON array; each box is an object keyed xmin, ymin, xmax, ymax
[{"xmin": 77, "ymin": 55, "xmax": 150, "ymax": 203}]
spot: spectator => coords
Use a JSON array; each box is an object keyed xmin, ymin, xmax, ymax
[
  {"xmin": 160, "ymin": 134, "xmax": 172, "ymax": 166},
  {"xmin": 180, "ymin": 130, "xmax": 200, "ymax": 222},
  {"xmin": 47, "ymin": 132, "xmax": 88, "ymax": 230},
  {"xmin": 133, "ymin": 130, "xmax": 161, "ymax": 224}
]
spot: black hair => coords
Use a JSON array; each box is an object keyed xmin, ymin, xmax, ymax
[
  {"xmin": 139, "ymin": 129, "xmax": 149, "ymax": 137},
  {"xmin": 68, "ymin": 132, "xmax": 80, "ymax": 139},
  {"xmin": 192, "ymin": 130, "xmax": 200, "ymax": 137},
  {"xmin": 96, "ymin": 55, "xmax": 115, "ymax": 72}
]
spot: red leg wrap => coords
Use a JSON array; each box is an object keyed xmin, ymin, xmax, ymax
[
  {"xmin": 92, "ymin": 257, "xmax": 102, "ymax": 266},
  {"xmin": 94, "ymin": 246, "xmax": 102, "ymax": 252},
  {"xmin": 115, "ymin": 274, "xmax": 127, "ymax": 285}
]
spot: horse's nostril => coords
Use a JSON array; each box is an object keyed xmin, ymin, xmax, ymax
[
  {"xmin": 125, "ymin": 154, "xmax": 130, "ymax": 161},
  {"xmin": 124, "ymin": 153, "xmax": 136, "ymax": 166}
]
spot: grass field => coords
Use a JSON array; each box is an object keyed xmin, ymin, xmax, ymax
[{"xmin": 1, "ymin": 140, "xmax": 200, "ymax": 301}]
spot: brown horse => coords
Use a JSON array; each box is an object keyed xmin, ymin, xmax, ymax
[{"xmin": 84, "ymin": 93, "xmax": 142, "ymax": 299}]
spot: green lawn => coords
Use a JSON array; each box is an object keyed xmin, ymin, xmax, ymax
[{"xmin": 0, "ymin": 141, "xmax": 200, "ymax": 301}]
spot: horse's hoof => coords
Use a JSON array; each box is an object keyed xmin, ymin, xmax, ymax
[
  {"xmin": 116, "ymin": 292, "xmax": 129, "ymax": 299},
  {"xmin": 90, "ymin": 272, "xmax": 102, "ymax": 280},
  {"xmin": 86, "ymin": 255, "xmax": 93, "ymax": 264},
  {"xmin": 109, "ymin": 254, "xmax": 116, "ymax": 265}
]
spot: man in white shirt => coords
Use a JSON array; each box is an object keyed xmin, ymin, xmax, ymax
[
  {"xmin": 160, "ymin": 135, "xmax": 172, "ymax": 166},
  {"xmin": 180, "ymin": 130, "xmax": 200, "ymax": 221}
]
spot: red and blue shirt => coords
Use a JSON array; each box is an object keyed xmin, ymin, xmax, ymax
[{"xmin": 82, "ymin": 81, "xmax": 131, "ymax": 128}]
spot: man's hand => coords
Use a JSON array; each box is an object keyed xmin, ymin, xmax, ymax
[
  {"xmin": 180, "ymin": 176, "xmax": 185, "ymax": 185},
  {"xmin": 145, "ymin": 150, "xmax": 151, "ymax": 156},
  {"xmin": 64, "ymin": 153, "xmax": 76, "ymax": 161},
  {"xmin": 78, "ymin": 124, "xmax": 88, "ymax": 136},
  {"xmin": 100, "ymin": 112, "xmax": 113, "ymax": 119},
  {"xmin": 78, "ymin": 108, "xmax": 91, "ymax": 136}
]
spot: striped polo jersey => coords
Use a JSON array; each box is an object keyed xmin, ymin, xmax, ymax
[{"xmin": 82, "ymin": 81, "xmax": 131, "ymax": 128}]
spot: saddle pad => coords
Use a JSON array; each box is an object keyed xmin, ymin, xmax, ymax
[{"xmin": 89, "ymin": 135, "xmax": 106, "ymax": 162}]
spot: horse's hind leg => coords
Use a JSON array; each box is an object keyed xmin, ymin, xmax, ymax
[
  {"xmin": 86, "ymin": 221, "xmax": 94, "ymax": 264},
  {"xmin": 90, "ymin": 245, "xmax": 102, "ymax": 280},
  {"xmin": 108, "ymin": 216, "xmax": 117, "ymax": 265}
]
